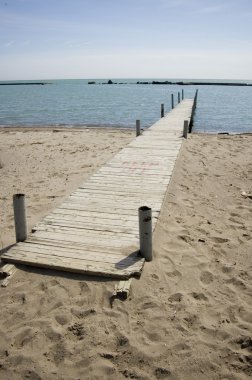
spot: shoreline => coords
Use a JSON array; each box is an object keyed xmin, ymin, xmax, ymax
[
  {"xmin": 1, "ymin": 125, "xmax": 251, "ymax": 136},
  {"xmin": 0, "ymin": 124, "xmax": 137, "ymax": 131},
  {"xmin": 0, "ymin": 129, "xmax": 251, "ymax": 379}
]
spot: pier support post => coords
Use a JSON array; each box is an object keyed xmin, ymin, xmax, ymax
[
  {"xmin": 182, "ymin": 89, "xmax": 184, "ymax": 100},
  {"xmin": 183, "ymin": 120, "xmax": 188, "ymax": 139},
  {"xmin": 13, "ymin": 194, "xmax": 27, "ymax": 242},
  {"xmin": 178, "ymin": 92, "xmax": 180, "ymax": 104},
  {"xmin": 136, "ymin": 120, "xmax": 141, "ymax": 136},
  {"xmin": 138, "ymin": 206, "xmax": 152, "ymax": 262},
  {"xmin": 171, "ymin": 94, "xmax": 174, "ymax": 109},
  {"xmin": 189, "ymin": 89, "xmax": 198, "ymax": 133},
  {"xmin": 161, "ymin": 104, "xmax": 164, "ymax": 118},
  {"xmin": 194, "ymin": 89, "xmax": 198, "ymax": 106}
]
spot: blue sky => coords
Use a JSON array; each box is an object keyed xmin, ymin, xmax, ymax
[{"xmin": 1, "ymin": 0, "xmax": 252, "ymax": 80}]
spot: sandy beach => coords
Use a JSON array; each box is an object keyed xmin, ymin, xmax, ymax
[{"xmin": 0, "ymin": 128, "xmax": 251, "ymax": 380}]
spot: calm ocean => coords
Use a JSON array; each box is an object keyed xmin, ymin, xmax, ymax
[{"xmin": 0, "ymin": 79, "xmax": 252, "ymax": 133}]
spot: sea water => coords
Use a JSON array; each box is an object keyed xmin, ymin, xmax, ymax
[{"xmin": 0, "ymin": 79, "xmax": 252, "ymax": 133}]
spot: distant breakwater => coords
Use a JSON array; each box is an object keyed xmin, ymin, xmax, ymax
[
  {"xmin": 0, "ymin": 82, "xmax": 51, "ymax": 86},
  {"xmin": 1, "ymin": 80, "xmax": 251, "ymax": 87},
  {"xmin": 88, "ymin": 80, "xmax": 252, "ymax": 87}
]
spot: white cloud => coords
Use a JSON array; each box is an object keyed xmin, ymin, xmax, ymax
[{"xmin": 3, "ymin": 40, "xmax": 15, "ymax": 47}]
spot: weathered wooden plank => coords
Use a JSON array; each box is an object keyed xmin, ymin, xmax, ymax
[
  {"xmin": 38, "ymin": 215, "xmax": 159, "ymax": 234},
  {"xmin": 49, "ymin": 208, "xmax": 140, "ymax": 221},
  {"xmin": 74, "ymin": 188, "xmax": 166, "ymax": 196},
  {"xmin": 43, "ymin": 214, "xmax": 139, "ymax": 226},
  {"xmin": 32, "ymin": 229, "xmax": 139, "ymax": 247},
  {"xmin": 84, "ymin": 182, "xmax": 169, "ymax": 189},
  {"xmin": 69, "ymin": 194, "xmax": 163, "ymax": 204},
  {"xmin": 38, "ymin": 218, "xmax": 158, "ymax": 235},
  {"xmin": 47, "ymin": 208, "xmax": 159, "ymax": 221},
  {"xmin": 107, "ymin": 159, "xmax": 177, "ymax": 165},
  {"xmin": 39, "ymin": 218, "xmax": 159, "ymax": 236},
  {"xmin": 77, "ymin": 183, "xmax": 167, "ymax": 191},
  {"xmin": 10, "ymin": 244, "xmax": 141, "ymax": 266},
  {"xmin": 25, "ymin": 237, "xmax": 137, "ymax": 255},
  {"xmin": 2, "ymin": 251, "xmax": 143, "ymax": 279},
  {"xmin": 36, "ymin": 219, "xmax": 139, "ymax": 235},
  {"xmin": 59, "ymin": 203, "xmax": 161, "ymax": 215},
  {"xmin": 32, "ymin": 225, "xmax": 139, "ymax": 239},
  {"xmin": 100, "ymin": 163, "xmax": 174, "ymax": 170},
  {"xmin": 61, "ymin": 201, "xmax": 162, "ymax": 212},
  {"xmin": 93, "ymin": 170, "xmax": 173, "ymax": 178},
  {"xmin": 17, "ymin": 240, "xmax": 137, "ymax": 257},
  {"xmin": 87, "ymin": 178, "xmax": 170, "ymax": 186}
]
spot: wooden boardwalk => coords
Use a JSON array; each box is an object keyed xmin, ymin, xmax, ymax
[{"xmin": 2, "ymin": 100, "xmax": 194, "ymax": 279}]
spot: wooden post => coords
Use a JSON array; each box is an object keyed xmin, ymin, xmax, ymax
[
  {"xmin": 194, "ymin": 89, "xmax": 198, "ymax": 106},
  {"xmin": 178, "ymin": 92, "xmax": 180, "ymax": 104},
  {"xmin": 136, "ymin": 120, "xmax": 141, "ymax": 137},
  {"xmin": 189, "ymin": 89, "xmax": 198, "ymax": 133},
  {"xmin": 13, "ymin": 194, "xmax": 27, "ymax": 242},
  {"xmin": 138, "ymin": 206, "xmax": 152, "ymax": 261},
  {"xmin": 183, "ymin": 120, "xmax": 188, "ymax": 139},
  {"xmin": 171, "ymin": 94, "xmax": 174, "ymax": 109},
  {"xmin": 182, "ymin": 89, "xmax": 184, "ymax": 100},
  {"xmin": 161, "ymin": 104, "xmax": 164, "ymax": 118}
]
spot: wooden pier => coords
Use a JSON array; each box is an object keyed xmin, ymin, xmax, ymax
[{"xmin": 2, "ymin": 99, "xmax": 194, "ymax": 279}]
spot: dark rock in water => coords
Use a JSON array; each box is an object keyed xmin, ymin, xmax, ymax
[
  {"xmin": 108, "ymin": 80, "xmax": 113, "ymax": 84},
  {"xmin": 88, "ymin": 81, "xmax": 96, "ymax": 84},
  {"xmin": 152, "ymin": 81, "xmax": 172, "ymax": 85}
]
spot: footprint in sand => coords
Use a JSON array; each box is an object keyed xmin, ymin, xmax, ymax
[
  {"xmin": 226, "ymin": 277, "xmax": 246, "ymax": 290},
  {"xmin": 200, "ymin": 271, "xmax": 214, "ymax": 285},
  {"xmin": 190, "ymin": 292, "xmax": 208, "ymax": 301},
  {"xmin": 209, "ymin": 237, "xmax": 229, "ymax": 244},
  {"xmin": 68, "ymin": 322, "xmax": 85, "ymax": 341},
  {"xmin": 166, "ymin": 270, "xmax": 182, "ymax": 279},
  {"xmin": 45, "ymin": 326, "xmax": 62, "ymax": 342},
  {"xmin": 79, "ymin": 281, "xmax": 91, "ymax": 295},
  {"xmin": 183, "ymin": 314, "xmax": 200, "ymax": 329},
  {"xmin": 221, "ymin": 265, "xmax": 233, "ymax": 274},
  {"xmin": 55, "ymin": 312, "xmax": 72, "ymax": 326},
  {"xmin": 151, "ymin": 273, "xmax": 160, "ymax": 281},
  {"xmin": 71, "ymin": 307, "xmax": 96, "ymax": 320},
  {"xmin": 21, "ymin": 370, "xmax": 42, "ymax": 380},
  {"xmin": 14, "ymin": 327, "xmax": 35, "ymax": 349},
  {"xmin": 168, "ymin": 293, "xmax": 183, "ymax": 302}
]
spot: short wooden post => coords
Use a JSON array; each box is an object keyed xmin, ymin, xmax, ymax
[
  {"xmin": 183, "ymin": 120, "xmax": 188, "ymax": 139},
  {"xmin": 178, "ymin": 92, "xmax": 180, "ymax": 104},
  {"xmin": 138, "ymin": 206, "xmax": 152, "ymax": 261},
  {"xmin": 161, "ymin": 104, "xmax": 164, "ymax": 118},
  {"xmin": 13, "ymin": 194, "xmax": 27, "ymax": 242},
  {"xmin": 182, "ymin": 89, "xmax": 184, "ymax": 100},
  {"xmin": 171, "ymin": 94, "xmax": 174, "ymax": 109},
  {"xmin": 136, "ymin": 120, "xmax": 141, "ymax": 136}
]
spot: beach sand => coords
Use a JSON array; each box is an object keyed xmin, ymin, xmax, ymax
[{"xmin": 0, "ymin": 128, "xmax": 251, "ymax": 380}]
